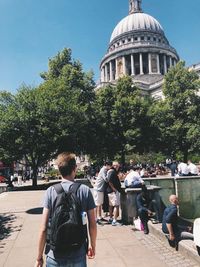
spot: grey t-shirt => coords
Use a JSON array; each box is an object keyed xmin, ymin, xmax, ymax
[
  {"xmin": 43, "ymin": 180, "xmax": 96, "ymax": 260},
  {"xmin": 95, "ymin": 166, "xmax": 108, "ymax": 192}
]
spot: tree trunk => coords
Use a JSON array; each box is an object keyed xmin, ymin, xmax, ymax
[
  {"xmin": 120, "ymin": 149, "xmax": 125, "ymax": 165},
  {"xmin": 32, "ymin": 167, "xmax": 38, "ymax": 187},
  {"xmin": 183, "ymin": 150, "xmax": 188, "ymax": 163}
]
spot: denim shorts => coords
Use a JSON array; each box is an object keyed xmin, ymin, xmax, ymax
[{"xmin": 46, "ymin": 256, "xmax": 87, "ymax": 267}]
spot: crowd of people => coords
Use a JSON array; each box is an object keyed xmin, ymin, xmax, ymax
[
  {"xmin": 92, "ymin": 160, "xmax": 197, "ymax": 252},
  {"xmin": 34, "ymin": 153, "xmax": 200, "ymax": 267}
]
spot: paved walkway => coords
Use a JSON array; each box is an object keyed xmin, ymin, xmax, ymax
[{"xmin": 0, "ymin": 189, "xmax": 198, "ymax": 267}]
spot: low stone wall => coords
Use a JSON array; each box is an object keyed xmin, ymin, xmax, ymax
[
  {"xmin": 175, "ymin": 176, "xmax": 200, "ymax": 219},
  {"xmin": 143, "ymin": 177, "xmax": 175, "ymax": 207},
  {"xmin": 120, "ymin": 185, "xmax": 162, "ymax": 224},
  {"xmin": 0, "ymin": 185, "xmax": 7, "ymax": 194},
  {"xmin": 143, "ymin": 176, "xmax": 200, "ymax": 220}
]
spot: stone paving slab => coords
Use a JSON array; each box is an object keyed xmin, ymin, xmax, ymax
[{"xmin": 0, "ymin": 190, "xmax": 199, "ymax": 267}]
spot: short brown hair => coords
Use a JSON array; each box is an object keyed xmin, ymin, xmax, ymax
[{"xmin": 56, "ymin": 152, "xmax": 76, "ymax": 177}]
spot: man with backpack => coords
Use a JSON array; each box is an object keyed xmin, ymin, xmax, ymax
[{"xmin": 35, "ymin": 152, "xmax": 97, "ymax": 267}]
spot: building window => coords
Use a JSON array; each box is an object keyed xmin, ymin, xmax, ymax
[
  {"xmin": 153, "ymin": 37, "xmax": 156, "ymax": 42},
  {"xmin": 128, "ymin": 38, "xmax": 131, "ymax": 42},
  {"xmin": 158, "ymin": 39, "xmax": 161, "ymax": 42},
  {"xmin": 134, "ymin": 37, "xmax": 138, "ymax": 41},
  {"xmin": 122, "ymin": 40, "xmax": 125, "ymax": 44},
  {"xmin": 147, "ymin": 36, "xmax": 151, "ymax": 41},
  {"xmin": 117, "ymin": 42, "xmax": 120, "ymax": 46},
  {"xmin": 141, "ymin": 36, "xmax": 144, "ymax": 41}
]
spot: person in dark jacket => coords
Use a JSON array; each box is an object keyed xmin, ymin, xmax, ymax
[
  {"xmin": 162, "ymin": 195, "xmax": 193, "ymax": 248},
  {"xmin": 136, "ymin": 186, "xmax": 160, "ymax": 234},
  {"xmin": 107, "ymin": 161, "xmax": 123, "ymax": 226}
]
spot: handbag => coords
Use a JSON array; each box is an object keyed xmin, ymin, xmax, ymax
[{"xmin": 134, "ymin": 218, "xmax": 144, "ymax": 231}]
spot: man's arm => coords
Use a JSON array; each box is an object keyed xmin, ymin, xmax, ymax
[
  {"xmin": 87, "ymin": 208, "xmax": 97, "ymax": 259},
  {"xmin": 166, "ymin": 223, "xmax": 175, "ymax": 241},
  {"xmin": 35, "ymin": 208, "xmax": 49, "ymax": 267},
  {"xmin": 166, "ymin": 209, "xmax": 177, "ymax": 241}
]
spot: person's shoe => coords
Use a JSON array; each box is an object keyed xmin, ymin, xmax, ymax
[
  {"xmin": 149, "ymin": 212, "xmax": 156, "ymax": 218},
  {"xmin": 112, "ymin": 221, "xmax": 121, "ymax": 226},
  {"xmin": 108, "ymin": 218, "xmax": 113, "ymax": 224},
  {"xmin": 151, "ymin": 219, "xmax": 160, "ymax": 224},
  {"xmin": 143, "ymin": 223, "xmax": 149, "ymax": 234},
  {"xmin": 96, "ymin": 219, "xmax": 103, "ymax": 225}
]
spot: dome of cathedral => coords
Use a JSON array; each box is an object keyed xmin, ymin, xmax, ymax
[{"xmin": 110, "ymin": 13, "xmax": 164, "ymax": 43}]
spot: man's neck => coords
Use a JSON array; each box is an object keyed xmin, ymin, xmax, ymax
[{"xmin": 62, "ymin": 175, "xmax": 75, "ymax": 182}]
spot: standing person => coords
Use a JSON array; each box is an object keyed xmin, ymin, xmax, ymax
[
  {"xmin": 35, "ymin": 152, "xmax": 97, "ymax": 267},
  {"xmin": 170, "ymin": 160, "xmax": 177, "ymax": 177},
  {"xmin": 93, "ymin": 161, "xmax": 112, "ymax": 224},
  {"xmin": 107, "ymin": 161, "xmax": 123, "ymax": 226},
  {"xmin": 162, "ymin": 195, "xmax": 193, "ymax": 248}
]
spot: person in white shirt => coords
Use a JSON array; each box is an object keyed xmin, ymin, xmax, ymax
[
  {"xmin": 178, "ymin": 162, "xmax": 189, "ymax": 176},
  {"xmin": 187, "ymin": 160, "xmax": 198, "ymax": 176},
  {"xmin": 124, "ymin": 166, "xmax": 144, "ymax": 188}
]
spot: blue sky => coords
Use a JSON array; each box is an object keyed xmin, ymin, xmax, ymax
[{"xmin": 0, "ymin": 0, "xmax": 199, "ymax": 92}]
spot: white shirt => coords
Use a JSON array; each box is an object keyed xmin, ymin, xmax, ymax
[
  {"xmin": 124, "ymin": 170, "xmax": 143, "ymax": 187},
  {"xmin": 178, "ymin": 162, "xmax": 189, "ymax": 175},
  {"xmin": 188, "ymin": 163, "xmax": 198, "ymax": 175}
]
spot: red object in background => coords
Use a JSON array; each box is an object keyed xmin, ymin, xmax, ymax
[{"xmin": 0, "ymin": 175, "xmax": 5, "ymax": 183}]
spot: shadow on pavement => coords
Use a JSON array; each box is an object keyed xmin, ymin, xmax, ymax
[
  {"xmin": 0, "ymin": 213, "xmax": 22, "ymax": 254},
  {"xmin": 26, "ymin": 207, "xmax": 43, "ymax": 215}
]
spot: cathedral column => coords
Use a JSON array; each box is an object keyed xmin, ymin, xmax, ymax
[
  {"xmin": 148, "ymin": 53, "xmax": 152, "ymax": 74},
  {"xmin": 109, "ymin": 61, "xmax": 113, "ymax": 81},
  {"xmin": 157, "ymin": 54, "xmax": 160, "ymax": 74},
  {"xmin": 101, "ymin": 68, "xmax": 104, "ymax": 82},
  {"xmin": 169, "ymin": 57, "xmax": 172, "ymax": 68},
  {"xmin": 131, "ymin": 54, "xmax": 135, "ymax": 75},
  {"xmin": 115, "ymin": 59, "xmax": 118, "ymax": 80},
  {"xmin": 123, "ymin": 56, "xmax": 126, "ymax": 75},
  {"xmin": 139, "ymin": 53, "xmax": 144, "ymax": 75},
  {"xmin": 164, "ymin": 55, "xmax": 167, "ymax": 74},
  {"xmin": 105, "ymin": 64, "xmax": 108, "ymax": 82}
]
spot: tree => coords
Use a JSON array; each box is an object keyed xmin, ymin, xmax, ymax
[
  {"xmin": 0, "ymin": 48, "xmax": 96, "ymax": 186},
  {"xmin": 150, "ymin": 61, "xmax": 200, "ymax": 161},
  {"xmin": 95, "ymin": 76, "xmax": 153, "ymax": 163}
]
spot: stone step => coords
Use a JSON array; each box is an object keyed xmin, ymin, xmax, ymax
[{"xmin": 148, "ymin": 222, "xmax": 200, "ymax": 265}]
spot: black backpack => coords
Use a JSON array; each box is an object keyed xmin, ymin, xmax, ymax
[{"xmin": 49, "ymin": 182, "xmax": 88, "ymax": 253}]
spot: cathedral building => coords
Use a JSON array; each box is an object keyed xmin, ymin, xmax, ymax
[{"xmin": 98, "ymin": 0, "xmax": 182, "ymax": 98}]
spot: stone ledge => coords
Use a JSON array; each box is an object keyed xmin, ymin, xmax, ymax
[{"xmin": 148, "ymin": 222, "xmax": 200, "ymax": 265}]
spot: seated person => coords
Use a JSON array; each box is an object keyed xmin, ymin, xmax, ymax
[
  {"xmin": 124, "ymin": 166, "xmax": 144, "ymax": 188},
  {"xmin": 140, "ymin": 168, "xmax": 149, "ymax": 178},
  {"xmin": 162, "ymin": 195, "xmax": 193, "ymax": 248},
  {"xmin": 178, "ymin": 162, "xmax": 189, "ymax": 176},
  {"xmin": 136, "ymin": 186, "xmax": 160, "ymax": 235},
  {"xmin": 187, "ymin": 160, "xmax": 198, "ymax": 176}
]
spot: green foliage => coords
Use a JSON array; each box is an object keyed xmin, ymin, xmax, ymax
[
  {"xmin": 125, "ymin": 152, "xmax": 166, "ymax": 164},
  {"xmin": 95, "ymin": 76, "xmax": 154, "ymax": 162},
  {"xmin": 150, "ymin": 61, "xmax": 200, "ymax": 161},
  {"xmin": 0, "ymin": 48, "xmax": 96, "ymax": 186}
]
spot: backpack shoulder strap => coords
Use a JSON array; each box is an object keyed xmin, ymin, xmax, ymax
[
  {"xmin": 69, "ymin": 182, "xmax": 82, "ymax": 195},
  {"xmin": 53, "ymin": 183, "xmax": 64, "ymax": 194}
]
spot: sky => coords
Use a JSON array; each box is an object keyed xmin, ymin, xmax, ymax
[{"xmin": 0, "ymin": 0, "xmax": 199, "ymax": 93}]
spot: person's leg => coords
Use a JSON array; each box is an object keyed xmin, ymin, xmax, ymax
[
  {"xmin": 95, "ymin": 191, "xmax": 104, "ymax": 222},
  {"xmin": 56, "ymin": 256, "xmax": 87, "ymax": 267},
  {"xmin": 46, "ymin": 256, "xmax": 59, "ymax": 267},
  {"xmin": 180, "ymin": 231, "xmax": 194, "ymax": 240},
  {"xmin": 132, "ymin": 180, "xmax": 143, "ymax": 188},
  {"xmin": 138, "ymin": 208, "xmax": 149, "ymax": 234},
  {"xmin": 149, "ymin": 200, "xmax": 160, "ymax": 222}
]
